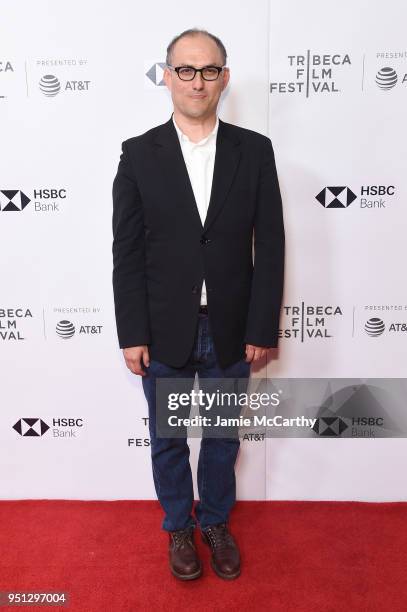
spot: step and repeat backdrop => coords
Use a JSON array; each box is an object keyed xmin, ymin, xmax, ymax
[{"xmin": 1, "ymin": 0, "xmax": 406, "ymax": 501}]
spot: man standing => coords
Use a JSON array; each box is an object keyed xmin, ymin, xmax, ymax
[{"xmin": 112, "ymin": 29, "xmax": 285, "ymax": 581}]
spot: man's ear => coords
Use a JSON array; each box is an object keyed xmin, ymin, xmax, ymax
[
  {"xmin": 221, "ymin": 68, "xmax": 230, "ymax": 91},
  {"xmin": 163, "ymin": 67, "xmax": 172, "ymax": 91}
]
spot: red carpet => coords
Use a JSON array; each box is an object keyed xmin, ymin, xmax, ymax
[{"xmin": 0, "ymin": 500, "xmax": 406, "ymax": 611}]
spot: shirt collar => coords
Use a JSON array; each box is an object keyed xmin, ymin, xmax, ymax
[{"xmin": 172, "ymin": 114, "xmax": 219, "ymax": 147}]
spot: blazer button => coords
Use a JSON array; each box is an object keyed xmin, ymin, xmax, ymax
[
  {"xmin": 200, "ymin": 236, "xmax": 211, "ymax": 245},
  {"xmin": 192, "ymin": 285, "xmax": 199, "ymax": 294}
]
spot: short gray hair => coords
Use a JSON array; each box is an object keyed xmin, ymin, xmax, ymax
[{"xmin": 166, "ymin": 28, "xmax": 227, "ymax": 66}]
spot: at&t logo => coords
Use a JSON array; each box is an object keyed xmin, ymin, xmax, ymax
[
  {"xmin": 364, "ymin": 318, "xmax": 385, "ymax": 337},
  {"xmin": 39, "ymin": 74, "xmax": 90, "ymax": 96}
]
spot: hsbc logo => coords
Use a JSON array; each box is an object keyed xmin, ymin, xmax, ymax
[
  {"xmin": 0, "ymin": 188, "xmax": 68, "ymax": 213},
  {"xmin": 312, "ymin": 416, "xmax": 348, "ymax": 436},
  {"xmin": 316, "ymin": 186, "xmax": 357, "ymax": 208},
  {"xmin": 13, "ymin": 418, "xmax": 50, "ymax": 436},
  {"xmin": 0, "ymin": 190, "xmax": 31, "ymax": 211},
  {"xmin": 12, "ymin": 417, "xmax": 84, "ymax": 439},
  {"xmin": 145, "ymin": 62, "xmax": 166, "ymax": 86},
  {"xmin": 316, "ymin": 185, "xmax": 396, "ymax": 210}
]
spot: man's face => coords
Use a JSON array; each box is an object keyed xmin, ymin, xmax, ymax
[{"xmin": 164, "ymin": 34, "xmax": 229, "ymax": 121}]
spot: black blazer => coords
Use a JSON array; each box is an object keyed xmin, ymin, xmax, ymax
[{"xmin": 112, "ymin": 116, "xmax": 285, "ymax": 369}]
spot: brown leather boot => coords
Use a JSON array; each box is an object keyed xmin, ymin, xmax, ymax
[
  {"xmin": 169, "ymin": 526, "xmax": 202, "ymax": 580},
  {"xmin": 202, "ymin": 522, "xmax": 241, "ymax": 579}
]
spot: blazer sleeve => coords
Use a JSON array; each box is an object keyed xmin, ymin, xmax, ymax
[
  {"xmin": 112, "ymin": 140, "xmax": 151, "ymax": 348},
  {"xmin": 244, "ymin": 137, "xmax": 285, "ymax": 348}
]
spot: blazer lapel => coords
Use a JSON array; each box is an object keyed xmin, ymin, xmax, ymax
[
  {"xmin": 204, "ymin": 119, "xmax": 241, "ymax": 233},
  {"xmin": 152, "ymin": 116, "xmax": 241, "ymax": 234},
  {"xmin": 153, "ymin": 117, "xmax": 203, "ymax": 233}
]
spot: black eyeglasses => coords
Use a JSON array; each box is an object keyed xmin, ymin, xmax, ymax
[{"xmin": 167, "ymin": 65, "xmax": 225, "ymax": 81}]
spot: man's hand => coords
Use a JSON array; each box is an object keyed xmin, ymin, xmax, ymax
[
  {"xmin": 123, "ymin": 345, "xmax": 150, "ymax": 376},
  {"xmin": 245, "ymin": 344, "xmax": 268, "ymax": 363}
]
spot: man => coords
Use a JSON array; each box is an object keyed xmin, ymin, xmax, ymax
[{"xmin": 112, "ymin": 28, "xmax": 285, "ymax": 581}]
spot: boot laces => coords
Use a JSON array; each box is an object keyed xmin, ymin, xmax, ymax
[
  {"xmin": 205, "ymin": 523, "xmax": 233, "ymax": 549},
  {"xmin": 171, "ymin": 527, "xmax": 194, "ymax": 550}
]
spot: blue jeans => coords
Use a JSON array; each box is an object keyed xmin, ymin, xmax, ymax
[{"xmin": 142, "ymin": 313, "xmax": 251, "ymax": 531}]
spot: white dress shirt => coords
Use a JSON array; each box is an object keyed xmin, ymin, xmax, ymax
[{"xmin": 172, "ymin": 114, "xmax": 219, "ymax": 306}]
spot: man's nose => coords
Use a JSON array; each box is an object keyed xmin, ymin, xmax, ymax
[{"xmin": 192, "ymin": 72, "xmax": 205, "ymax": 89}]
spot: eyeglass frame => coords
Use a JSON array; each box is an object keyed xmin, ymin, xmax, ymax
[{"xmin": 166, "ymin": 64, "xmax": 226, "ymax": 81}]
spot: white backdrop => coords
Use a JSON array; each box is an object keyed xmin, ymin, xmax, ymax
[{"xmin": 1, "ymin": 0, "xmax": 406, "ymax": 501}]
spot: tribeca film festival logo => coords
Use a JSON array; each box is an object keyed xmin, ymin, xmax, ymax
[
  {"xmin": 0, "ymin": 59, "xmax": 14, "ymax": 99},
  {"xmin": 316, "ymin": 185, "xmax": 395, "ymax": 210},
  {"xmin": 270, "ymin": 51, "xmax": 352, "ymax": 97},
  {"xmin": 12, "ymin": 417, "xmax": 84, "ymax": 439},
  {"xmin": 0, "ymin": 306, "xmax": 103, "ymax": 341},
  {"xmin": 0, "ymin": 188, "xmax": 67, "ymax": 213},
  {"xmin": 128, "ymin": 417, "xmax": 151, "ymax": 448},
  {"xmin": 0, "ymin": 308, "xmax": 33, "ymax": 341},
  {"xmin": 279, "ymin": 303, "xmax": 343, "ymax": 341},
  {"xmin": 363, "ymin": 305, "xmax": 407, "ymax": 337}
]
